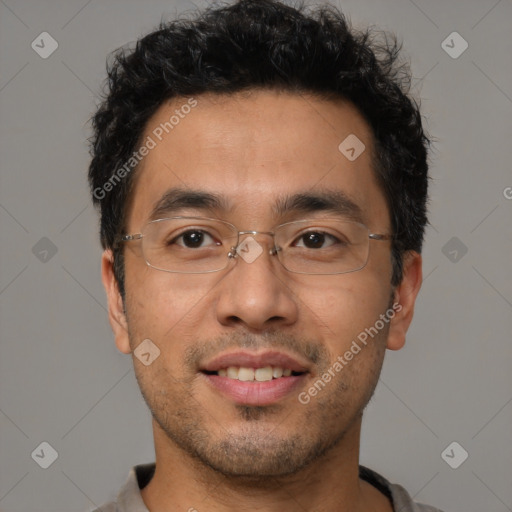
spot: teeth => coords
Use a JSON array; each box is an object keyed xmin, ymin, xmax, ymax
[
  {"xmin": 255, "ymin": 366, "xmax": 273, "ymax": 382},
  {"xmin": 272, "ymin": 367, "xmax": 284, "ymax": 378},
  {"xmin": 238, "ymin": 367, "xmax": 255, "ymax": 381},
  {"xmin": 227, "ymin": 366, "xmax": 239, "ymax": 379},
  {"xmin": 215, "ymin": 365, "xmax": 299, "ymax": 381}
]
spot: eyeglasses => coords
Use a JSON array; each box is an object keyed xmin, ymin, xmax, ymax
[{"xmin": 117, "ymin": 216, "xmax": 393, "ymax": 275}]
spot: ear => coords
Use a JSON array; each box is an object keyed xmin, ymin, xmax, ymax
[
  {"xmin": 101, "ymin": 249, "xmax": 131, "ymax": 354},
  {"xmin": 386, "ymin": 250, "xmax": 423, "ymax": 351}
]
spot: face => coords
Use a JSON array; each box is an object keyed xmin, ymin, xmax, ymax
[{"xmin": 103, "ymin": 90, "xmax": 421, "ymax": 478}]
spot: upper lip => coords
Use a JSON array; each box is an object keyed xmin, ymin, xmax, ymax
[{"xmin": 201, "ymin": 350, "xmax": 310, "ymax": 373}]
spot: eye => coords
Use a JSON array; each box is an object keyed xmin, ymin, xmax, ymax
[
  {"xmin": 293, "ymin": 231, "xmax": 340, "ymax": 249},
  {"xmin": 170, "ymin": 229, "xmax": 219, "ymax": 248}
]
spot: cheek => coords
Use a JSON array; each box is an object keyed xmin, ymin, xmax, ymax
[
  {"xmin": 124, "ymin": 261, "xmax": 214, "ymax": 343},
  {"xmin": 301, "ymin": 272, "xmax": 391, "ymax": 349}
]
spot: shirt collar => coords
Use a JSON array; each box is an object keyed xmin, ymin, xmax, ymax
[{"xmin": 114, "ymin": 462, "xmax": 422, "ymax": 512}]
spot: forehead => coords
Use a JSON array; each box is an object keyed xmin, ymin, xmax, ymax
[{"xmin": 126, "ymin": 90, "xmax": 389, "ymax": 229}]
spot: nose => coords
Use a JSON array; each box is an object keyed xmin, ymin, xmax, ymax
[{"xmin": 215, "ymin": 234, "xmax": 299, "ymax": 331}]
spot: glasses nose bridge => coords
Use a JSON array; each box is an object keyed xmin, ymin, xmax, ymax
[
  {"xmin": 237, "ymin": 230, "xmax": 276, "ymax": 245},
  {"xmin": 235, "ymin": 229, "xmax": 279, "ymax": 255},
  {"xmin": 237, "ymin": 229, "xmax": 275, "ymax": 238}
]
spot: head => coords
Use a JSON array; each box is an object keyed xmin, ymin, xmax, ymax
[{"xmin": 89, "ymin": 0, "xmax": 429, "ymax": 479}]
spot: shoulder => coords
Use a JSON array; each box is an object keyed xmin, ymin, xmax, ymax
[
  {"xmin": 388, "ymin": 482, "xmax": 446, "ymax": 512},
  {"xmin": 359, "ymin": 465, "xmax": 446, "ymax": 512},
  {"xmin": 85, "ymin": 463, "xmax": 155, "ymax": 512}
]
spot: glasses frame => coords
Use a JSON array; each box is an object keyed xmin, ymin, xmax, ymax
[{"xmin": 116, "ymin": 216, "xmax": 394, "ymax": 275}]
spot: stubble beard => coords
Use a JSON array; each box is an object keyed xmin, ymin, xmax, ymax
[{"xmin": 132, "ymin": 331, "xmax": 387, "ymax": 482}]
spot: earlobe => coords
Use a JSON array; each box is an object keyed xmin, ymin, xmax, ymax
[
  {"xmin": 386, "ymin": 251, "xmax": 423, "ymax": 351},
  {"xmin": 101, "ymin": 250, "xmax": 131, "ymax": 354}
]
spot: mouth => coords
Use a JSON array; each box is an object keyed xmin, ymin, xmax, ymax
[
  {"xmin": 202, "ymin": 366, "xmax": 304, "ymax": 381},
  {"xmin": 200, "ymin": 351, "xmax": 310, "ymax": 405}
]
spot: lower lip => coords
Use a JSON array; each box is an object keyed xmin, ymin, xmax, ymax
[{"xmin": 202, "ymin": 373, "xmax": 307, "ymax": 406}]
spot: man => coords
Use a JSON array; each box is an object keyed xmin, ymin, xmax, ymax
[{"xmin": 88, "ymin": 0, "xmax": 443, "ymax": 510}]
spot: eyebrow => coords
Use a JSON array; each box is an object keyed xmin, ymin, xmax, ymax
[
  {"xmin": 272, "ymin": 190, "xmax": 364, "ymax": 223},
  {"xmin": 148, "ymin": 187, "xmax": 364, "ymax": 223},
  {"xmin": 149, "ymin": 188, "xmax": 232, "ymax": 220}
]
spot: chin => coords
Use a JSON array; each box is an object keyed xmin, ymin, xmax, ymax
[{"xmin": 187, "ymin": 431, "xmax": 335, "ymax": 480}]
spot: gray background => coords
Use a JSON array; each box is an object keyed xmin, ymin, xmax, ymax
[{"xmin": 0, "ymin": 0, "xmax": 511, "ymax": 510}]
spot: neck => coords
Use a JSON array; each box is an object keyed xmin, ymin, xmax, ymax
[{"xmin": 140, "ymin": 416, "xmax": 393, "ymax": 512}]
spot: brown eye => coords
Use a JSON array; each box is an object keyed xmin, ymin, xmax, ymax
[
  {"xmin": 294, "ymin": 231, "xmax": 338, "ymax": 249},
  {"xmin": 170, "ymin": 230, "xmax": 218, "ymax": 248},
  {"xmin": 304, "ymin": 232, "xmax": 325, "ymax": 248}
]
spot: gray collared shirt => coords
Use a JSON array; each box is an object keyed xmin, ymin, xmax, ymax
[{"xmin": 90, "ymin": 463, "xmax": 445, "ymax": 512}]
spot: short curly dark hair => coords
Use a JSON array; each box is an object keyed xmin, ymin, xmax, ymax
[{"xmin": 89, "ymin": 0, "xmax": 430, "ymax": 299}]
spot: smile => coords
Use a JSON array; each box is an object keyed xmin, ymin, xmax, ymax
[{"xmin": 204, "ymin": 366, "xmax": 303, "ymax": 381}]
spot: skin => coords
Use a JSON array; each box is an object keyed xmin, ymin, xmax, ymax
[{"xmin": 102, "ymin": 90, "xmax": 422, "ymax": 512}]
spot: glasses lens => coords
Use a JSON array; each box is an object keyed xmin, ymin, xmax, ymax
[
  {"xmin": 142, "ymin": 217, "xmax": 238, "ymax": 273},
  {"xmin": 275, "ymin": 219, "xmax": 370, "ymax": 274}
]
